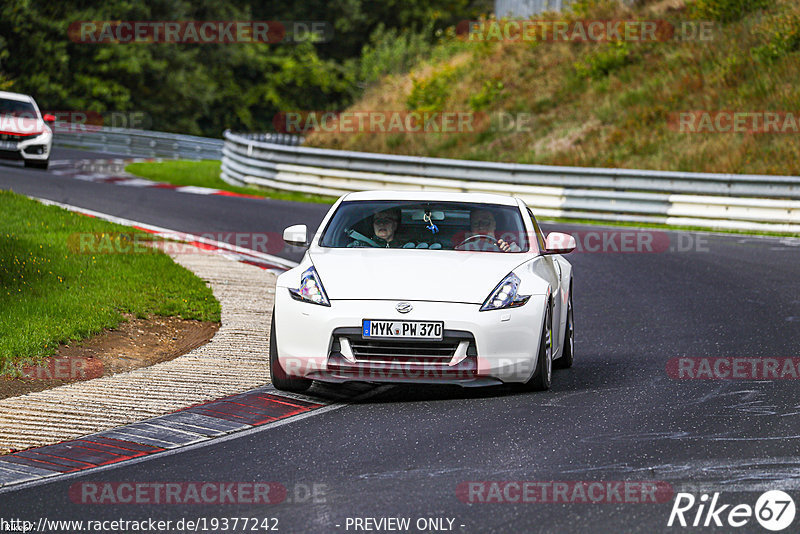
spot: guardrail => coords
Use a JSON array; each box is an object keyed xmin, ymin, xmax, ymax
[
  {"xmin": 221, "ymin": 130, "xmax": 800, "ymax": 233},
  {"xmin": 54, "ymin": 127, "xmax": 301, "ymax": 160},
  {"xmin": 53, "ymin": 127, "xmax": 224, "ymax": 160}
]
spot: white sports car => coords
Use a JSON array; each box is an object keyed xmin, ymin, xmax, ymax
[
  {"xmin": 270, "ymin": 191, "xmax": 576, "ymax": 392},
  {"xmin": 0, "ymin": 91, "xmax": 54, "ymax": 169}
]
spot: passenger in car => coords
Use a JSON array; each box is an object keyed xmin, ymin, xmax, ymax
[{"xmin": 347, "ymin": 208, "xmax": 405, "ymax": 248}]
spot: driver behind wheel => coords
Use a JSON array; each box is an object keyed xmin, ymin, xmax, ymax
[
  {"xmin": 465, "ymin": 209, "xmax": 520, "ymax": 252},
  {"xmin": 348, "ymin": 208, "xmax": 404, "ymax": 248}
]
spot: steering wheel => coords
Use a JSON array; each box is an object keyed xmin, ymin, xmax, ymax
[{"xmin": 454, "ymin": 234, "xmax": 499, "ymax": 250}]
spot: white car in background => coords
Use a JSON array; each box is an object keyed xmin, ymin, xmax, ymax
[
  {"xmin": 270, "ymin": 191, "xmax": 577, "ymax": 393},
  {"xmin": 0, "ymin": 91, "xmax": 54, "ymax": 169}
]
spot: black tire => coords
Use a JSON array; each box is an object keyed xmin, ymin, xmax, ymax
[
  {"xmin": 24, "ymin": 158, "xmax": 49, "ymax": 170},
  {"xmin": 554, "ymin": 287, "xmax": 574, "ymax": 369},
  {"xmin": 269, "ymin": 312, "xmax": 312, "ymax": 393},
  {"xmin": 522, "ymin": 303, "xmax": 552, "ymax": 391}
]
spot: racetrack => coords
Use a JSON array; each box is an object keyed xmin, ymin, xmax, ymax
[{"xmin": 1, "ymin": 148, "xmax": 799, "ymax": 532}]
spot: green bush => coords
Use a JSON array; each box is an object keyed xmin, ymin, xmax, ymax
[
  {"xmin": 359, "ymin": 23, "xmax": 436, "ymax": 87},
  {"xmin": 692, "ymin": 0, "xmax": 768, "ymax": 22},
  {"xmin": 752, "ymin": 10, "xmax": 800, "ymax": 62},
  {"xmin": 406, "ymin": 66, "xmax": 460, "ymax": 111},
  {"xmin": 469, "ymin": 80, "xmax": 505, "ymax": 111},
  {"xmin": 574, "ymin": 41, "xmax": 632, "ymax": 79}
]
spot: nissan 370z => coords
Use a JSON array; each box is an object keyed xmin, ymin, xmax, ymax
[{"xmin": 270, "ymin": 191, "xmax": 577, "ymax": 392}]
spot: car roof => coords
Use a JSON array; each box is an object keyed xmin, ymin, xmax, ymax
[
  {"xmin": 341, "ymin": 190, "xmax": 520, "ymax": 206},
  {"xmin": 0, "ymin": 91, "xmax": 33, "ymax": 102}
]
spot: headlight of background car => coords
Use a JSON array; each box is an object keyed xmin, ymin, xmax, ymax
[
  {"xmin": 480, "ymin": 272, "xmax": 530, "ymax": 311},
  {"xmin": 288, "ymin": 266, "xmax": 331, "ymax": 306}
]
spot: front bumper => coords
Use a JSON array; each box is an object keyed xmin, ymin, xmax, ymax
[
  {"xmin": 273, "ymin": 290, "xmax": 545, "ymax": 386},
  {"xmin": 0, "ymin": 133, "xmax": 52, "ymax": 162}
]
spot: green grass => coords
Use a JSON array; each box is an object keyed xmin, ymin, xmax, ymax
[
  {"xmin": 0, "ymin": 190, "xmax": 221, "ymax": 374},
  {"xmin": 125, "ymin": 160, "xmax": 336, "ymax": 204}
]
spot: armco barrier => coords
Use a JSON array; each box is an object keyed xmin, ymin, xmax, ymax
[
  {"xmin": 220, "ymin": 130, "xmax": 800, "ymax": 234},
  {"xmin": 54, "ymin": 127, "xmax": 224, "ymax": 160},
  {"xmin": 53, "ymin": 127, "xmax": 301, "ymax": 160}
]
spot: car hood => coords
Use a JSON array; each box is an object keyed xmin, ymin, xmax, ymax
[
  {"xmin": 0, "ymin": 116, "xmax": 46, "ymax": 136},
  {"xmin": 308, "ymin": 248, "xmax": 529, "ymax": 304}
]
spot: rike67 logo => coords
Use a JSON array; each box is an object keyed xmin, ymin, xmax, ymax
[{"xmin": 668, "ymin": 491, "xmax": 796, "ymax": 531}]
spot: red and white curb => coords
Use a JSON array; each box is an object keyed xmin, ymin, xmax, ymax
[
  {"xmin": 34, "ymin": 197, "xmax": 297, "ymax": 274},
  {"xmin": 0, "ymin": 383, "xmax": 380, "ymax": 491},
  {"xmin": 51, "ymin": 158, "xmax": 269, "ymax": 201}
]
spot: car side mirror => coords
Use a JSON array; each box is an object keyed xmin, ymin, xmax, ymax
[
  {"xmin": 42, "ymin": 114, "xmax": 56, "ymax": 123},
  {"xmin": 544, "ymin": 232, "xmax": 576, "ymax": 254},
  {"xmin": 283, "ymin": 224, "xmax": 308, "ymax": 247}
]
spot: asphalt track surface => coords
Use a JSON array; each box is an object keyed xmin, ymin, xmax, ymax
[{"xmin": 1, "ymin": 148, "xmax": 800, "ymax": 533}]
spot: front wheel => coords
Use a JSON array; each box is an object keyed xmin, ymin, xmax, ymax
[
  {"xmin": 522, "ymin": 303, "xmax": 552, "ymax": 391},
  {"xmin": 269, "ymin": 312, "xmax": 312, "ymax": 393}
]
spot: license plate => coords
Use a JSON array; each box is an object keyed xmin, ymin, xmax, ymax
[
  {"xmin": 362, "ymin": 320, "xmax": 443, "ymax": 340},
  {"xmin": 0, "ymin": 140, "xmax": 17, "ymax": 150}
]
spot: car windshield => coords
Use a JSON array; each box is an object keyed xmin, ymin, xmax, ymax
[
  {"xmin": 0, "ymin": 98, "xmax": 37, "ymax": 118},
  {"xmin": 319, "ymin": 200, "xmax": 531, "ymax": 252}
]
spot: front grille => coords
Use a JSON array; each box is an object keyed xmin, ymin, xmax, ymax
[
  {"xmin": 0, "ymin": 133, "xmax": 28, "ymax": 142},
  {"xmin": 331, "ymin": 328, "xmax": 477, "ymax": 366},
  {"xmin": 349, "ymin": 339, "xmax": 459, "ymax": 364}
]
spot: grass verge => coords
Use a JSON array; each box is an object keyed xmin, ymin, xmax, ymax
[
  {"xmin": 0, "ymin": 190, "xmax": 221, "ymax": 374},
  {"xmin": 125, "ymin": 160, "xmax": 336, "ymax": 204}
]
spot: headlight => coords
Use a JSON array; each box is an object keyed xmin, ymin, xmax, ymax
[
  {"xmin": 480, "ymin": 273, "xmax": 530, "ymax": 311},
  {"xmin": 288, "ymin": 266, "xmax": 330, "ymax": 306}
]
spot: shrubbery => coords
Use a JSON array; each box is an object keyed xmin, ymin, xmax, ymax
[
  {"xmin": 691, "ymin": 0, "xmax": 768, "ymax": 22},
  {"xmin": 406, "ymin": 66, "xmax": 461, "ymax": 112},
  {"xmin": 574, "ymin": 41, "xmax": 632, "ymax": 79}
]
